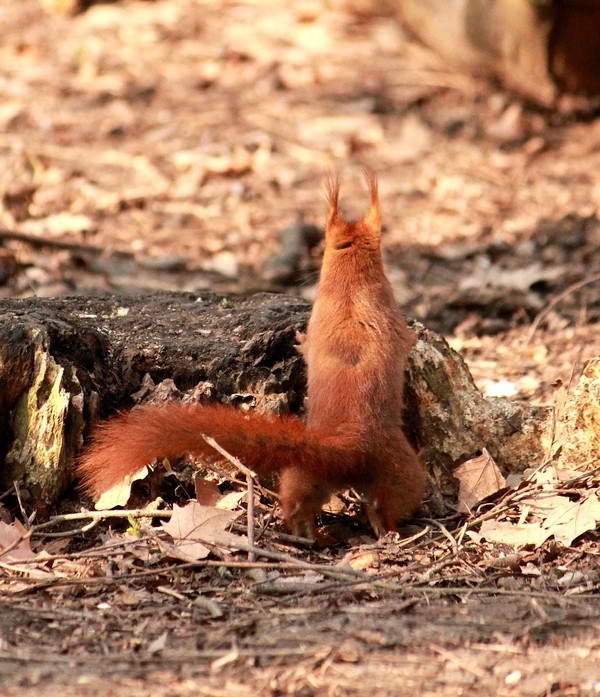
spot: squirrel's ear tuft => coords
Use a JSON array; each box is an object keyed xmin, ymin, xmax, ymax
[
  {"xmin": 325, "ymin": 171, "xmax": 341, "ymax": 228},
  {"xmin": 362, "ymin": 169, "xmax": 381, "ymax": 234}
]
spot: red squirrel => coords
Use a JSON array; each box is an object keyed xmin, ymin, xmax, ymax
[{"xmin": 78, "ymin": 172, "xmax": 426, "ymax": 537}]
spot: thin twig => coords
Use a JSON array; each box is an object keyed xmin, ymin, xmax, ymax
[
  {"xmin": 0, "ymin": 645, "xmax": 314, "ymax": 665},
  {"xmin": 393, "ymin": 524, "xmax": 432, "ymax": 548},
  {"xmin": 422, "ymin": 518, "xmax": 459, "ymax": 555},
  {"xmin": 430, "ymin": 643, "xmax": 488, "ymax": 679},
  {"xmin": 525, "ymin": 272, "xmax": 600, "ymax": 343},
  {"xmin": 13, "ymin": 480, "xmax": 35, "ymax": 528},
  {"xmin": 0, "ymin": 226, "xmax": 104, "ymax": 255},
  {"xmin": 32, "ymin": 508, "xmax": 172, "ymax": 531},
  {"xmin": 202, "ymin": 435, "xmax": 256, "ymax": 479},
  {"xmin": 202, "ymin": 434, "xmax": 261, "ymax": 561},
  {"xmin": 202, "ymin": 537, "xmax": 367, "ymax": 582},
  {"xmin": 246, "ymin": 474, "xmax": 256, "ymax": 561},
  {"xmin": 0, "ymin": 560, "xmax": 52, "ymax": 577},
  {"xmin": 37, "ymin": 519, "xmax": 100, "ymax": 538},
  {"xmin": 29, "ymin": 507, "xmax": 312, "ymax": 547},
  {"xmin": 2, "ymin": 536, "xmax": 156, "ymax": 565},
  {"xmin": 2, "ymin": 550, "xmax": 368, "ymax": 593},
  {"xmin": 560, "ymin": 462, "xmax": 600, "ymax": 487}
]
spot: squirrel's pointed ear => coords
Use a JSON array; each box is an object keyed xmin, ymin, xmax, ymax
[
  {"xmin": 362, "ymin": 169, "xmax": 381, "ymax": 233},
  {"xmin": 325, "ymin": 172, "xmax": 341, "ymax": 229}
]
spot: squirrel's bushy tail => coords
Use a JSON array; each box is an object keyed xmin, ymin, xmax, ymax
[{"xmin": 77, "ymin": 402, "xmax": 363, "ymax": 497}]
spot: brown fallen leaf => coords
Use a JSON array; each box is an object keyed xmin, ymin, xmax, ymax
[
  {"xmin": 216, "ymin": 491, "xmax": 247, "ymax": 511},
  {"xmin": 94, "ymin": 466, "xmax": 149, "ymax": 509},
  {"xmin": 161, "ymin": 502, "xmax": 243, "ymax": 560},
  {"xmin": 0, "ymin": 519, "xmax": 35, "ymax": 561},
  {"xmin": 475, "ymin": 520, "xmax": 551, "ymax": 548},
  {"xmin": 541, "ymin": 492, "xmax": 600, "ymax": 547},
  {"xmin": 147, "ymin": 631, "xmax": 169, "ymax": 655},
  {"xmin": 342, "ymin": 549, "xmax": 380, "ymax": 572},
  {"xmin": 476, "ymin": 490, "xmax": 600, "ymax": 548},
  {"xmin": 194, "ymin": 475, "xmax": 223, "ymax": 507},
  {"xmin": 517, "ymin": 492, "xmax": 572, "ymax": 516},
  {"xmin": 454, "ymin": 448, "xmax": 506, "ymax": 513}
]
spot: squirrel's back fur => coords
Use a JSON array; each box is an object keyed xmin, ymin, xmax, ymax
[{"xmin": 78, "ymin": 172, "xmax": 426, "ymax": 536}]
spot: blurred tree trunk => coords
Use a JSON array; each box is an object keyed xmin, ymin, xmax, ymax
[{"xmin": 390, "ymin": 0, "xmax": 600, "ymax": 105}]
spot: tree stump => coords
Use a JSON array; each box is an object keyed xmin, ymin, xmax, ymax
[
  {"xmin": 0, "ymin": 291, "xmax": 580, "ymax": 512},
  {"xmin": 0, "ymin": 292, "xmax": 307, "ymax": 505}
]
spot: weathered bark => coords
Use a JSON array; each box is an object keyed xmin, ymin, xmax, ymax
[
  {"xmin": 0, "ymin": 292, "xmax": 307, "ymax": 504},
  {"xmin": 0, "ymin": 291, "xmax": 580, "ymax": 511},
  {"xmin": 405, "ymin": 324, "xmax": 554, "ymax": 509},
  {"xmin": 553, "ymin": 357, "xmax": 600, "ymax": 470}
]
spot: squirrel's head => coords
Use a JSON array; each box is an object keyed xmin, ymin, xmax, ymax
[{"xmin": 324, "ymin": 170, "xmax": 382, "ymax": 254}]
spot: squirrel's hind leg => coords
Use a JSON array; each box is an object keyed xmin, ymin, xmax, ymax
[{"xmin": 278, "ymin": 468, "xmax": 330, "ymax": 539}]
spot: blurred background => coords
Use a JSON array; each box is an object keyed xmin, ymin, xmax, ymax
[{"xmin": 1, "ymin": 0, "xmax": 600, "ymax": 404}]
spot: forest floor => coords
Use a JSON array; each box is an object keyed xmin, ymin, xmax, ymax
[{"xmin": 1, "ymin": 1, "xmax": 599, "ymax": 695}]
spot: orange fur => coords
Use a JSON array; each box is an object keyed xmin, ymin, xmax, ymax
[{"xmin": 77, "ymin": 172, "xmax": 426, "ymax": 536}]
